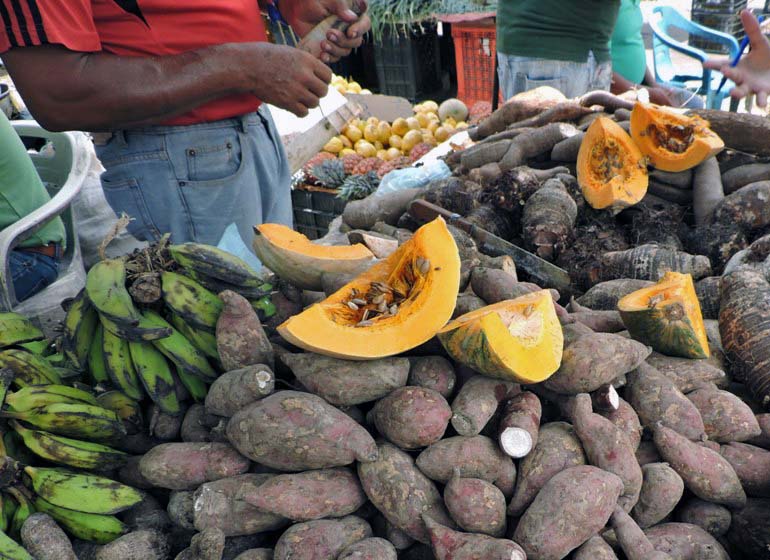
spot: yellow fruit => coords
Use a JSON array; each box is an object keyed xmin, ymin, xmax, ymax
[
  {"xmin": 455, "ymin": 121, "xmax": 469, "ymax": 130},
  {"xmin": 415, "ymin": 112, "xmax": 430, "ymax": 128},
  {"xmin": 355, "ymin": 140, "xmax": 377, "ymax": 158},
  {"xmin": 427, "ymin": 121, "xmax": 440, "ymax": 133},
  {"xmin": 392, "ymin": 118, "xmax": 409, "ymax": 137},
  {"xmin": 374, "ymin": 141, "xmax": 384, "ymax": 151},
  {"xmin": 422, "ymin": 131, "xmax": 437, "ymax": 146},
  {"xmin": 443, "ymin": 121, "xmax": 455, "ymax": 132},
  {"xmin": 426, "ymin": 112, "xmax": 440, "ymax": 122},
  {"xmin": 406, "ymin": 117, "xmax": 421, "ymax": 131},
  {"xmin": 340, "ymin": 148, "xmax": 356, "ymax": 156},
  {"xmin": 377, "ymin": 122, "xmax": 392, "ymax": 144},
  {"xmin": 376, "ymin": 149, "xmax": 388, "ymax": 160},
  {"xmin": 443, "ymin": 117, "xmax": 457, "ymax": 127},
  {"xmin": 364, "ymin": 124, "xmax": 379, "ymax": 143},
  {"xmin": 389, "ymin": 135, "xmax": 403, "ymax": 150},
  {"xmin": 347, "ymin": 81, "xmax": 362, "ymax": 94},
  {"xmin": 344, "ymin": 125, "xmax": 363, "ymax": 143},
  {"xmin": 423, "ymin": 100, "xmax": 439, "ymax": 113},
  {"xmin": 334, "ymin": 85, "xmax": 347, "ymax": 94},
  {"xmin": 366, "ymin": 117, "xmax": 379, "ymax": 127},
  {"xmin": 402, "ymin": 129, "xmax": 423, "ymax": 152},
  {"xmin": 435, "ymin": 126, "xmax": 450, "ymax": 142},
  {"xmin": 339, "ymin": 135, "xmax": 353, "ymax": 149},
  {"xmin": 360, "ymin": 89, "xmax": 373, "ymax": 95},
  {"xmin": 386, "ymin": 147, "xmax": 402, "ymax": 160},
  {"xmin": 323, "ymin": 137, "xmax": 344, "ymax": 154}
]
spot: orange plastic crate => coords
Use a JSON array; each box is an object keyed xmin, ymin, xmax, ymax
[{"xmin": 451, "ymin": 20, "xmax": 502, "ymax": 107}]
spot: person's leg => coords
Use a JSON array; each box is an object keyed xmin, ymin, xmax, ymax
[
  {"xmin": 252, "ymin": 106, "xmax": 293, "ymax": 227},
  {"xmin": 9, "ymin": 251, "xmax": 58, "ymax": 302},
  {"xmin": 586, "ymin": 51, "xmax": 613, "ymax": 95}
]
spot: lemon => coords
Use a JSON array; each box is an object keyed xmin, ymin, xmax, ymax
[
  {"xmin": 340, "ymin": 148, "xmax": 356, "ymax": 156},
  {"xmin": 374, "ymin": 141, "xmax": 384, "ymax": 151},
  {"xmin": 427, "ymin": 121, "xmax": 440, "ymax": 133},
  {"xmin": 376, "ymin": 149, "xmax": 388, "ymax": 160},
  {"xmin": 402, "ymin": 129, "xmax": 422, "ymax": 152},
  {"xmin": 455, "ymin": 121, "xmax": 469, "ymax": 130},
  {"xmin": 406, "ymin": 117, "xmax": 421, "ymax": 131},
  {"xmin": 347, "ymin": 81, "xmax": 362, "ymax": 94},
  {"xmin": 386, "ymin": 147, "xmax": 402, "ymax": 160},
  {"xmin": 334, "ymin": 84, "xmax": 347, "ymax": 94},
  {"xmin": 344, "ymin": 125, "xmax": 363, "ymax": 143},
  {"xmin": 377, "ymin": 122, "xmax": 392, "ymax": 144},
  {"xmin": 388, "ymin": 135, "xmax": 403, "ymax": 150},
  {"xmin": 364, "ymin": 123, "xmax": 379, "ymax": 143},
  {"xmin": 415, "ymin": 112, "xmax": 430, "ymax": 128},
  {"xmin": 323, "ymin": 137, "xmax": 344, "ymax": 154},
  {"xmin": 422, "ymin": 100, "xmax": 439, "ymax": 113},
  {"xmin": 360, "ymin": 89, "xmax": 373, "ymax": 95},
  {"xmin": 434, "ymin": 126, "xmax": 450, "ymax": 142},
  {"xmin": 391, "ymin": 118, "xmax": 409, "ymax": 137},
  {"xmin": 355, "ymin": 140, "xmax": 377, "ymax": 158},
  {"xmin": 339, "ymin": 135, "xmax": 353, "ymax": 149}
]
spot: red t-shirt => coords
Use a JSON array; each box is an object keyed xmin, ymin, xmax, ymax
[{"xmin": 0, "ymin": 0, "xmax": 268, "ymax": 124}]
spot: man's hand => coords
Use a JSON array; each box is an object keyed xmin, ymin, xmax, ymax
[
  {"xmin": 282, "ymin": 0, "xmax": 371, "ymax": 63},
  {"xmin": 647, "ymin": 86, "xmax": 675, "ymax": 107},
  {"xmin": 704, "ymin": 10, "xmax": 770, "ymax": 107}
]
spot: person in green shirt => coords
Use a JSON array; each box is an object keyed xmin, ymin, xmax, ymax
[
  {"xmin": 610, "ymin": 0, "xmax": 704, "ymax": 108},
  {"xmin": 496, "ymin": 0, "xmax": 621, "ymax": 99},
  {"xmin": 0, "ymin": 112, "xmax": 65, "ymax": 302}
]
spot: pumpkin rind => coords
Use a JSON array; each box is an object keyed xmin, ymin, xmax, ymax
[
  {"xmin": 618, "ymin": 271, "xmax": 709, "ymax": 359},
  {"xmin": 252, "ymin": 223, "xmax": 375, "ymax": 290},
  {"xmin": 577, "ymin": 117, "xmax": 649, "ymax": 213},
  {"xmin": 437, "ymin": 291, "xmax": 563, "ymax": 383},
  {"xmin": 630, "ymin": 103, "xmax": 724, "ymax": 172},
  {"xmin": 277, "ymin": 217, "xmax": 460, "ymax": 360}
]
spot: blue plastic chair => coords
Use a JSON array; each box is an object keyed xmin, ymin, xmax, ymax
[{"xmin": 650, "ymin": 6, "xmax": 740, "ymax": 110}]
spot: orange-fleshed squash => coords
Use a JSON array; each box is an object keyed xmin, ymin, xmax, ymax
[
  {"xmin": 577, "ymin": 117, "xmax": 649, "ymax": 213},
  {"xmin": 277, "ymin": 217, "xmax": 460, "ymax": 360},
  {"xmin": 630, "ymin": 103, "xmax": 724, "ymax": 172},
  {"xmin": 618, "ymin": 271, "xmax": 709, "ymax": 359},
  {"xmin": 437, "ymin": 290, "xmax": 563, "ymax": 383},
  {"xmin": 252, "ymin": 223, "xmax": 375, "ymax": 291}
]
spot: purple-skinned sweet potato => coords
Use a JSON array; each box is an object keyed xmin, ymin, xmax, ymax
[
  {"xmin": 507, "ymin": 421, "xmax": 586, "ymax": 516},
  {"xmin": 337, "ymin": 537, "xmax": 397, "ymax": 560},
  {"xmin": 726, "ymin": 497, "xmax": 770, "ymax": 559},
  {"xmin": 273, "ymin": 515, "xmax": 372, "ymax": 560},
  {"xmin": 748, "ymin": 413, "xmax": 770, "ymax": 449},
  {"xmin": 226, "ymin": 390, "xmax": 378, "ymax": 471},
  {"xmin": 598, "ymin": 396, "xmax": 642, "ymax": 450},
  {"xmin": 408, "ymin": 356, "xmax": 456, "ymax": 399},
  {"xmin": 645, "ymin": 523, "xmax": 729, "ymax": 560},
  {"xmin": 686, "ymin": 387, "xmax": 761, "ymax": 442},
  {"xmin": 139, "ymin": 442, "xmax": 250, "ymax": 490},
  {"xmin": 572, "ymin": 536, "xmax": 618, "ymax": 560},
  {"xmin": 372, "ymin": 387, "xmax": 451, "ymax": 449},
  {"xmin": 204, "ymin": 365, "xmax": 274, "ymax": 417},
  {"xmin": 513, "ymin": 465, "xmax": 624, "ymax": 560},
  {"xmin": 443, "ymin": 471, "xmax": 506, "ymax": 537},
  {"xmin": 216, "ymin": 290, "xmax": 273, "ymax": 370},
  {"xmin": 675, "ymin": 498, "xmax": 732, "ymax": 538},
  {"xmin": 720, "ymin": 441, "xmax": 770, "ymax": 497},
  {"xmin": 645, "ymin": 352, "xmax": 727, "ymax": 393},
  {"xmin": 423, "ymin": 515, "xmax": 525, "ymax": 560},
  {"xmin": 635, "ymin": 440, "xmax": 662, "ymax": 466},
  {"xmin": 611, "ymin": 506, "xmax": 673, "ymax": 560},
  {"xmin": 450, "ymin": 375, "xmax": 519, "ymax": 436},
  {"xmin": 497, "ymin": 391, "xmax": 541, "ymax": 459},
  {"xmin": 631, "ymin": 462, "xmax": 684, "ymax": 529}
]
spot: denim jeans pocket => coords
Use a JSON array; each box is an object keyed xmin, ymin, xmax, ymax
[{"xmin": 100, "ymin": 175, "xmax": 161, "ymax": 242}]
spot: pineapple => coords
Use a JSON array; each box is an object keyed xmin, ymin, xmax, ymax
[
  {"xmin": 337, "ymin": 171, "xmax": 380, "ymax": 201},
  {"xmin": 341, "ymin": 153, "xmax": 364, "ymax": 174},
  {"xmin": 377, "ymin": 156, "xmax": 411, "ymax": 178},
  {"xmin": 311, "ymin": 159, "xmax": 348, "ymax": 190},
  {"xmin": 351, "ymin": 157, "xmax": 383, "ymax": 176},
  {"xmin": 303, "ymin": 152, "xmax": 336, "ymax": 183}
]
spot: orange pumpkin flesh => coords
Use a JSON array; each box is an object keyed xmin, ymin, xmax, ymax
[
  {"xmin": 252, "ymin": 223, "xmax": 375, "ymax": 291},
  {"xmin": 277, "ymin": 217, "xmax": 460, "ymax": 360},
  {"xmin": 630, "ymin": 103, "xmax": 724, "ymax": 172},
  {"xmin": 438, "ymin": 290, "xmax": 563, "ymax": 383},
  {"xmin": 577, "ymin": 117, "xmax": 649, "ymax": 213}
]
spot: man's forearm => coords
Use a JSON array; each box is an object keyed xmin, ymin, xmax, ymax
[
  {"xmin": 3, "ymin": 43, "xmax": 251, "ymax": 132},
  {"xmin": 610, "ymin": 72, "xmax": 636, "ymax": 95}
]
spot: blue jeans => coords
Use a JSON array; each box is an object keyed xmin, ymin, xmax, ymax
[
  {"xmin": 95, "ymin": 107, "xmax": 293, "ymax": 250},
  {"xmin": 11, "ymin": 250, "xmax": 58, "ymax": 302}
]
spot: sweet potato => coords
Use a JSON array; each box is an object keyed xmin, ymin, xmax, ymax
[
  {"xmin": 631, "ymin": 462, "xmax": 684, "ymax": 529},
  {"xmin": 452, "ymin": 294, "xmax": 486, "ymax": 319},
  {"xmin": 415, "ymin": 435, "xmax": 516, "ymax": 498},
  {"xmin": 599, "ymin": 396, "xmax": 642, "ymax": 450},
  {"xmin": 20, "ymin": 513, "xmax": 76, "ymax": 560},
  {"xmin": 226, "ymin": 390, "xmax": 378, "ymax": 470},
  {"xmin": 443, "ymin": 471, "xmax": 506, "ymax": 537},
  {"xmin": 568, "ymin": 310, "xmax": 626, "ymax": 332},
  {"xmin": 281, "ymin": 353, "xmax": 409, "ymax": 406},
  {"xmin": 233, "ymin": 550, "xmax": 273, "ymax": 560},
  {"xmin": 726, "ymin": 497, "xmax": 770, "ymax": 559},
  {"xmin": 498, "ymin": 391, "xmax": 541, "ymax": 458},
  {"xmin": 693, "ymin": 156, "xmax": 724, "ymax": 227},
  {"xmin": 543, "ymin": 331, "xmax": 651, "ymax": 394},
  {"xmin": 645, "ymin": 352, "xmax": 727, "ymax": 394},
  {"xmin": 611, "ymin": 506, "xmax": 673, "ymax": 560},
  {"xmin": 720, "ymin": 441, "xmax": 770, "ymax": 497},
  {"xmin": 408, "ymin": 356, "xmax": 456, "ymax": 399},
  {"xmin": 193, "ymin": 474, "xmax": 288, "ymax": 536},
  {"xmin": 450, "ymin": 375, "xmax": 519, "ymax": 436},
  {"xmin": 422, "ymin": 515, "xmax": 525, "ymax": 560},
  {"xmin": 216, "ymin": 290, "xmax": 273, "ymax": 370},
  {"xmin": 342, "ymin": 188, "xmax": 424, "ymax": 229},
  {"xmin": 514, "ymin": 465, "xmax": 624, "ymax": 560},
  {"xmin": 273, "ymin": 515, "xmax": 372, "ymax": 560},
  {"xmin": 204, "ymin": 365, "xmax": 274, "ymax": 417},
  {"xmin": 187, "ymin": 528, "xmax": 225, "ymax": 560},
  {"xmin": 675, "ymin": 498, "xmax": 732, "ymax": 538},
  {"xmin": 242, "ymin": 467, "xmax": 366, "ymax": 521},
  {"xmin": 357, "ymin": 442, "xmax": 453, "ymax": 544},
  {"xmin": 93, "ymin": 530, "xmax": 169, "ymax": 560},
  {"xmin": 372, "ymin": 386, "xmax": 451, "ymax": 449},
  {"xmin": 572, "ymin": 536, "xmax": 618, "ymax": 560},
  {"xmin": 180, "ymin": 404, "xmax": 213, "ymax": 442},
  {"xmin": 653, "ymin": 424, "xmax": 746, "ymax": 508},
  {"xmin": 139, "ymin": 442, "xmax": 250, "ymax": 490},
  {"xmin": 686, "ymin": 387, "xmax": 761, "ymax": 442},
  {"xmin": 470, "ymin": 86, "xmax": 566, "ymax": 140},
  {"xmin": 371, "ymin": 516, "xmax": 414, "ymax": 550},
  {"xmin": 167, "ymin": 491, "xmax": 195, "ymax": 531},
  {"xmin": 577, "ymin": 279, "xmax": 655, "ymax": 310},
  {"xmin": 337, "ymin": 537, "xmax": 397, "ymax": 560},
  {"xmin": 635, "ymin": 440, "xmax": 662, "ymax": 467},
  {"xmin": 571, "ymin": 393, "xmax": 643, "ymax": 511},
  {"xmin": 748, "ymin": 413, "xmax": 770, "ymax": 449},
  {"xmin": 469, "ymin": 266, "xmax": 538, "ymax": 304},
  {"xmin": 148, "ymin": 405, "xmax": 184, "ymax": 441},
  {"xmin": 645, "ymin": 522, "xmax": 729, "ymax": 560},
  {"xmin": 627, "ymin": 363, "xmax": 706, "ymax": 440},
  {"xmin": 600, "ymin": 244, "xmax": 712, "ymax": 282}
]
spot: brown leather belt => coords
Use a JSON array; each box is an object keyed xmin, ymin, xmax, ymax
[{"xmin": 18, "ymin": 244, "xmax": 61, "ymax": 258}]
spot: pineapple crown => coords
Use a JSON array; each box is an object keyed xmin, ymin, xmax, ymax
[
  {"xmin": 311, "ymin": 158, "xmax": 348, "ymax": 189},
  {"xmin": 337, "ymin": 171, "xmax": 380, "ymax": 201}
]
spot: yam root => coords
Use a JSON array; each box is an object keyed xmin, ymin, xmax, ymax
[
  {"xmin": 726, "ymin": 497, "xmax": 770, "ymax": 559},
  {"xmin": 507, "ymin": 101, "xmax": 594, "ymax": 130},
  {"xmin": 577, "ymin": 279, "xmax": 655, "ymax": 310},
  {"xmin": 693, "ymin": 157, "xmax": 725, "ymax": 226},
  {"xmin": 20, "ymin": 513, "xmax": 76, "ymax": 560},
  {"xmin": 688, "ymin": 108, "xmax": 770, "ymax": 157},
  {"xmin": 648, "ymin": 180, "xmax": 694, "ymax": 205},
  {"xmin": 645, "ymin": 352, "xmax": 726, "ymax": 393},
  {"xmin": 450, "ymin": 375, "xmax": 519, "ymax": 437},
  {"xmin": 721, "ymin": 162, "xmax": 770, "ymax": 194},
  {"xmin": 645, "ymin": 522, "xmax": 729, "ymax": 560},
  {"xmin": 423, "ymin": 515, "xmax": 525, "ymax": 560},
  {"xmin": 573, "ymin": 536, "xmax": 618, "ymax": 560},
  {"xmin": 522, "ymin": 178, "xmax": 578, "ymax": 261},
  {"xmin": 188, "ymin": 528, "xmax": 226, "ymax": 560},
  {"xmin": 470, "ymin": 87, "xmax": 566, "ymax": 140},
  {"xmin": 720, "ymin": 442, "xmax": 770, "ymax": 497},
  {"xmin": 650, "ymin": 168, "xmax": 694, "ymax": 189},
  {"xmin": 711, "ymin": 180, "xmax": 770, "ymax": 232},
  {"xmin": 507, "ymin": 421, "xmax": 586, "ymax": 517},
  {"xmin": 550, "ymin": 133, "xmax": 584, "ymax": 162},
  {"xmin": 676, "ymin": 498, "xmax": 732, "ymax": 538},
  {"xmin": 513, "ymin": 465, "xmax": 624, "ymax": 560},
  {"xmin": 497, "ymin": 391, "xmax": 541, "ymax": 458},
  {"xmin": 600, "ymin": 244, "xmax": 712, "ymax": 282},
  {"xmin": 372, "ymin": 386, "xmax": 451, "ymax": 449},
  {"xmin": 139, "ymin": 442, "xmax": 250, "ymax": 491},
  {"xmin": 632, "ymin": 462, "xmax": 684, "ymax": 529},
  {"xmin": 337, "ymin": 538, "xmax": 397, "ymax": 560},
  {"xmin": 686, "ymin": 387, "xmax": 761, "ymax": 442},
  {"xmin": 611, "ymin": 506, "xmax": 673, "ymax": 560},
  {"xmin": 281, "ymin": 353, "xmax": 409, "ymax": 406},
  {"xmin": 500, "ymin": 122, "xmax": 581, "ymax": 171},
  {"xmin": 599, "ymin": 396, "xmax": 642, "ymax": 450},
  {"xmin": 580, "ymin": 90, "xmax": 635, "ymax": 112},
  {"xmin": 342, "ymin": 188, "xmax": 424, "ymax": 230},
  {"xmin": 273, "ymin": 516, "xmax": 372, "ymax": 560},
  {"xmin": 477, "ymin": 165, "xmax": 569, "ymax": 210},
  {"xmin": 357, "ymin": 442, "xmax": 454, "ymax": 544},
  {"xmin": 443, "ymin": 471, "xmax": 506, "ymax": 537},
  {"xmin": 216, "ymin": 291, "xmax": 273, "ymax": 371},
  {"xmin": 204, "ymin": 365, "xmax": 274, "ymax": 417},
  {"xmin": 225, "ymin": 391, "xmax": 378, "ymax": 471},
  {"xmin": 653, "ymin": 424, "xmax": 746, "ymax": 508}
]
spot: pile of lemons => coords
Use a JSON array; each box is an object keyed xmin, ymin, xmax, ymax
[{"xmin": 331, "ymin": 74, "xmax": 372, "ymax": 95}]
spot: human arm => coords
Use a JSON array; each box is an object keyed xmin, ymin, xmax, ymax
[{"xmin": 611, "ymin": 71, "xmax": 674, "ymax": 106}]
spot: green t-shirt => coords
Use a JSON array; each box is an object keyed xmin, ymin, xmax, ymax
[
  {"xmin": 611, "ymin": 0, "xmax": 646, "ymax": 84},
  {"xmin": 497, "ymin": 0, "xmax": 621, "ymax": 63},
  {"xmin": 0, "ymin": 114, "xmax": 66, "ymax": 249}
]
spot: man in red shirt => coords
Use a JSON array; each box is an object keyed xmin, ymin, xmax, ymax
[{"xmin": 0, "ymin": 0, "xmax": 369, "ymax": 251}]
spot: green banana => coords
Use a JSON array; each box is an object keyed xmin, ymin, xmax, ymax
[
  {"xmin": 169, "ymin": 313, "xmax": 219, "ymax": 360},
  {"xmin": 17, "ymin": 340, "xmax": 51, "ymax": 356},
  {"xmin": 2, "ymin": 431, "xmax": 35, "ymax": 468},
  {"xmin": 174, "ymin": 366, "xmax": 208, "ymax": 403},
  {"xmin": 24, "ymin": 467, "xmax": 143, "ymax": 515},
  {"xmin": 0, "ymin": 495, "xmax": 10, "ymax": 534},
  {"xmin": 0, "ymin": 349, "xmax": 62, "ymax": 387},
  {"xmin": 142, "ymin": 311, "xmax": 217, "ymax": 382},
  {"xmin": 0, "ymin": 369, "xmax": 14, "ymax": 410},
  {"xmin": 96, "ymin": 391, "xmax": 143, "ymax": 435},
  {"xmin": 161, "ymin": 271, "xmax": 223, "ymax": 332},
  {"xmin": 186, "ymin": 269, "xmax": 273, "ymax": 299},
  {"xmin": 251, "ymin": 294, "xmax": 277, "ymax": 319},
  {"xmin": 33, "ymin": 497, "xmax": 127, "ymax": 545},
  {"xmin": 2, "ymin": 402, "xmax": 126, "ymax": 441},
  {"xmin": 62, "ymin": 293, "xmax": 99, "ymax": 369},
  {"xmin": 99, "ymin": 313, "xmax": 173, "ymax": 343},
  {"xmin": 128, "ymin": 341, "xmax": 180, "ymax": 415},
  {"xmin": 85, "ymin": 259, "xmax": 140, "ymax": 326},
  {"xmin": 102, "ymin": 329, "xmax": 142, "ymax": 401},
  {"xmin": 11, "ymin": 421, "xmax": 128, "ymax": 471},
  {"xmin": 5, "ymin": 385, "xmax": 98, "ymax": 412},
  {"xmin": 87, "ymin": 325, "xmax": 109, "ymax": 384},
  {"xmin": 169, "ymin": 243, "xmax": 262, "ymax": 286},
  {"xmin": 0, "ymin": 530, "xmax": 33, "ymax": 559},
  {"xmin": 6, "ymin": 487, "xmax": 33, "ymax": 541},
  {"xmin": 0, "ymin": 313, "xmax": 43, "ymax": 350}
]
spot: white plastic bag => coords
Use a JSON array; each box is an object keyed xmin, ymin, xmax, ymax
[{"xmin": 375, "ymin": 160, "xmax": 451, "ymax": 196}]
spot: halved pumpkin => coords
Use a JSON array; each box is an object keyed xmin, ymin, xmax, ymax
[
  {"xmin": 277, "ymin": 217, "xmax": 460, "ymax": 360},
  {"xmin": 577, "ymin": 117, "xmax": 649, "ymax": 213},
  {"xmin": 618, "ymin": 271, "xmax": 709, "ymax": 359},
  {"xmin": 630, "ymin": 103, "xmax": 724, "ymax": 172},
  {"xmin": 437, "ymin": 290, "xmax": 563, "ymax": 383},
  {"xmin": 252, "ymin": 223, "xmax": 375, "ymax": 291}
]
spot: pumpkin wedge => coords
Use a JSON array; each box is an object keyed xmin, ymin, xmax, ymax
[
  {"xmin": 630, "ymin": 103, "xmax": 724, "ymax": 172},
  {"xmin": 577, "ymin": 117, "xmax": 649, "ymax": 213},
  {"xmin": 618, "ymin": 271, "xmax": 709, "ymax": 359},
  {"xmin": 252, "ymin": 223, "xmax": 375, "ymax": 290},
  {"xmin": 277, "ymin": 217, "xmax": 460, "ymax": 360},
  {"xmin": 437, "ymin": 290, "xmax": 563, "ymax": 383}
]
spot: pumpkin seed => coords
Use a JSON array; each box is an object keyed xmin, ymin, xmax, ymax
[
  {"xmin": 356, "ymin": 320, "xmax": 374, "ymax": 327},
  {"xmin": 419, "ymin": 257, "xmax": 431, "ymax": 275},
  {"xmin": 378, "ymin": 301, "xmax": 388, "ymax": 313},
  {"xmin": 351, "ymin": 298, "xmax": 367, "ymax": 306},
  {"xmin": 362, "ymin": 309, "xmax": 371, "ymax": 321},
  {"xmin": 389, "ymin": 304, "xmax": 399, "ymax": 315},
  {"xmin": 372, "ymin": 294, "xmax": 385, "ymax": 305},
  {"xmin": 346, "ymin": 301, "xmax": 359, "ymax": 311}
]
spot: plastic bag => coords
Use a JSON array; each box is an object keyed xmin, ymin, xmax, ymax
[{"xmin": 375, "ymin": 160, "xmax": 451, "ymax": 196}]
